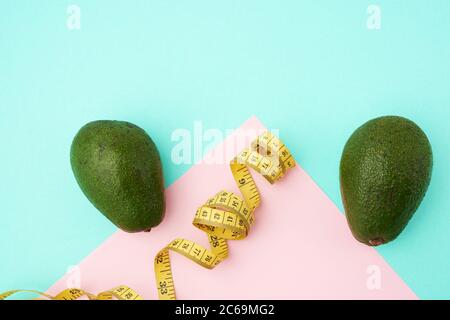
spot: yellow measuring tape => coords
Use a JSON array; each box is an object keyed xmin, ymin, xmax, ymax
[
  {"xmin": 0, "ymin": 286, "xmax": 142, "ymax": 300},
  {"xmin": 1, "ymin": 131, "xmax": 295, "ymax": 300}
]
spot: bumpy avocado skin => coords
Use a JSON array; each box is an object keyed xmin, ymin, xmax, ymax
[
  {"xmin": 70, "ymin": 120, "xmax": 165, "ymax": 232},
  {"xmin": 340, "ymin": 116, "xmax": 432, "ymax": 246}
]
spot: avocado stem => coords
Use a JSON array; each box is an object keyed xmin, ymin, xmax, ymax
[{"xmin": 369, "ymin": 238, "xmax": 385, "ymax": 246}]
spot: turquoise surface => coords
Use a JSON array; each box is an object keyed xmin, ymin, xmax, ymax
[{"xmin": 1, "ymin": 1, "xmax": 449, "ymax": 299}]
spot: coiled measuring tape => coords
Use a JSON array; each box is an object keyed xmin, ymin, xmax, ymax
[
  {"xmin": 154, "ymin": 131, "xmax": 296, "ymax": 300},
  {"xmin": 1, "ymin": 131, "xmax": 295, "ymax": 300}
]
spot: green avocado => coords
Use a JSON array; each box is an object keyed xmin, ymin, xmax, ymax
[
  {"xmin": 70, "ymin": 120, "xmax": 165, "ymax": 232},
  {"xmin": 340, "ymin": 116, "xmax": 432, "ymax": 246}
]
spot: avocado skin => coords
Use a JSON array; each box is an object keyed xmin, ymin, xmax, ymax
[
  {"xmin": 340, "ymin": 116, "xmax": 432, "ymax": 246},
  {"xmin": 70, "ymin": 120, "xmax": 165, "ymax": 233}
]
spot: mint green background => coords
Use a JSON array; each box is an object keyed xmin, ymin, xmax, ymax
[{"xmin": 1, "ymin": 1, "xmax": 449, "ymax": 299}]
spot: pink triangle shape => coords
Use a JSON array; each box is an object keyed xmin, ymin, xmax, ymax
[{"xmin": 47, "ymin": 116, "xmax": 417, "ymax": 299}]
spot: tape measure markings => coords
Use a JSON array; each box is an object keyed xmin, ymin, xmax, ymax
[{"xmin": 154, "ymin": 131, "xmax": 295, "ymax": 300}]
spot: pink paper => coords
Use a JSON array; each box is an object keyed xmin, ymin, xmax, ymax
[{"xmin": 47, "ymin": 116, "xmax": 417, "ymax": 299}]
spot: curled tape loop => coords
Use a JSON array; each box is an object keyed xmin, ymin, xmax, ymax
[{"xmin": 155, "ymin": 131, "xmax": 296, "ymax": 300}]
